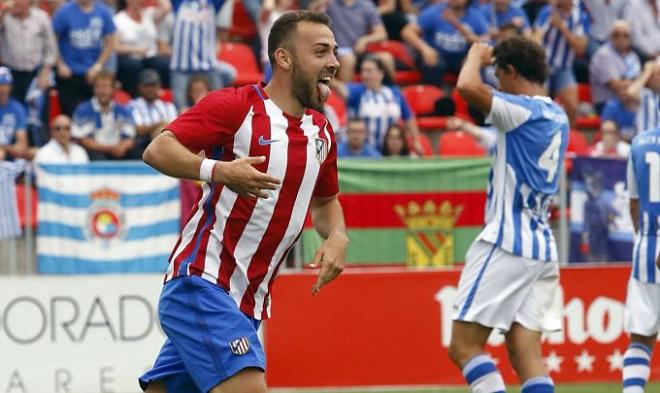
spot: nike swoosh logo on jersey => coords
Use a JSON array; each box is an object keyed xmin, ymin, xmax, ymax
[{"xmin": 258, "ymin": 135, "xmax": 280, "ymax": 145}]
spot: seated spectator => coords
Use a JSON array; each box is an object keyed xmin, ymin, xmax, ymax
[
  {"xmin": 533, "ymin": 0, "xmax": 588, "ymax": 128},
  {"xmin": 34, "ymin": 115, "xmax": 89, "ymax": 163},
  {"xmin": 113, "ymin": 0, "xmax": 171, "ymax": 97},
  {"xmin": 590, "ymin": 119, "xmax": 630, "ymax": 159},
  {"xmin": 589, "ymin": 20, "xmax": 640, "ymax": 113},
  {"xmin": 479, "ymin": 0, "xmax": 531, "ymax": 38},
  {"xmin": 381, "ymin": 123, "xmax": 411, "ymax": 157},
  {"xmin": 624, "ymin": 0, "xmax": 660, "ymax": 60},
  {"xmin": 129, "ymin": 69, "xmax": 177, "ymax": 156},
  {"xmin": 52, "ymin": 0, "xmax": 117, "ymax": 116},
  {"xmin": 0, "ymin": 68, "xmax": 28, "ymax": 161},
  {"xmin": 0, "ymin": 0, "xmax": 57, "ymax": 105},
  {"xmin": 334, "ymin": 55, "xmax": 423, "ymax": 153},
  {"xmin": 337, "ymin": 117, "xmax": 382, "ymax": 158},
  {"xmin": 401, "ymin": 0, "xmax": 489, "ymax": 87},
  {"xmin": 185, "ymin": 74, "xmax": 213, "ymax": 109},
  {"xmin": 72, "ymin": 71, "xmax": 137, "ymax": 160},
  {"xmin": 321, "ymin": 0, "xmax": 391, "ymax": 82}
]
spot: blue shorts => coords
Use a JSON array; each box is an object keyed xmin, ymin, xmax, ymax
[
  {"xmin": 546, "ymin": 68, "xmax": 576, "ymax": 95},
  {"xmin": 139, "ymin": 276, "xmax": 265, "ymax": 393}
]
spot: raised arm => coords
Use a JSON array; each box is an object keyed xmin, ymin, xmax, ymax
[{"xmin": 456, "ymin": 43, "xmax": 493, "ymax": 115}]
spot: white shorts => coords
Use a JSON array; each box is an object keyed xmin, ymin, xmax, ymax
[
  {"xmin": 624, "ymin": 277, "xmax": 660, "ymax": 337},
  {"xmin": 453, "ymin": 240, "xmax": 562, "ymax": 333}
]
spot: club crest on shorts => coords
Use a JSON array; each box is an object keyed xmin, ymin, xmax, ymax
[
  {"xmin": 314, "ymin": 137, "xmax": 328, "ymax": 163},
  {"xmin": 229, "ymin": 337, "xmax": 250, "ymax": 355}
]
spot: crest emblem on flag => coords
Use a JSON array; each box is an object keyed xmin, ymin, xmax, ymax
[
  {"xmin": 84, "ymin": 188, "xmax": 125, "ymax": 243},
  {"xmin": 229, "ymin": 337, "xmax": 250, "ymax": 355},
  {"xmin": 315, "ymin": 137, "xmax": 328, "ymax": 163}
]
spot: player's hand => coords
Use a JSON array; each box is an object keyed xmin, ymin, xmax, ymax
[
  {"xmin": 421, "ymin": 46, "xmax": 438, "ymax": 66},
  {"xmin": 309, "ymin": 231, "xmax": 348, "ymax": 295},
  {"xmin": 214, "ymin": 156, "xmax": 281, "ymax": 199},
  {"xmin": 466, "ymin": 42, "xmax": 493, "ymax": 67}
]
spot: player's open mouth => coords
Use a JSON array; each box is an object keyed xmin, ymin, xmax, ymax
[{"xmin": 317, "ymin": 76, "xmax": 332, "ymax": 103}]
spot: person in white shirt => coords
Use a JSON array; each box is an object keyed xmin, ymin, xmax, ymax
[
  {"xmin": 34, "ymin": 115, "xmax": 89, "ymax": 163},
  {"xmin": 590, "ymin": 119, "xmax": 631, "ymax": 159},
  {"xmin": 113, "ymin": 0, "xmax": 171, "ymax": 96}
]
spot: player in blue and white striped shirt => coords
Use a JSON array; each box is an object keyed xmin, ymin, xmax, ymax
[
  {"xmin": 448, "ymin": 38, "xmax": 568, "ymax": 393},
  {"xmin": 622, "ymin": 127, "xmax": 660, "ymax": 393},
  {"xmin": 533, "ymin": 0, "xmax": 589, "ymax": 128}
]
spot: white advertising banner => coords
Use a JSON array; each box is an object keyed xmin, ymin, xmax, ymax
[{"xmin": 0, "ymin": 275, "xmax": 165, "ymax": 393}]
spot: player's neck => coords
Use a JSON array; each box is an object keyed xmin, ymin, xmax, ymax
[
  {"xmin": 506, "ymin": 80, "xmax": 547, "ymax": 97},
  {"xmin": 263, "ymin": 78, "xmax": 305, "ymax": 118}
]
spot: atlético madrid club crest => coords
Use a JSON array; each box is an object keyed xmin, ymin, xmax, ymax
[
  {"xmin": 84, "ymin": 188, "xmax": 125, "ymax": 244},
  {"xmin": 314, "ymin": 137, "xmax": 328, "ymax": 163},
  {"xmin": 229, "ymin": 337, "xmax": 250, "ymax": 355}
]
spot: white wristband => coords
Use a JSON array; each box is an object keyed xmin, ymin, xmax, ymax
[{"xmin": 199, "ymin": 158, "xmax": 216, "ymax": 183}]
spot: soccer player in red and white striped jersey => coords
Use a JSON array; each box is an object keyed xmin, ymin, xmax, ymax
[{"xmin": 139, "ymin": 11, "xmax": 348, "ymax": 393}]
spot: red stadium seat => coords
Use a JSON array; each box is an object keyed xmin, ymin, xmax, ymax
[
  {"xmin": 159, "ymin": 88, "xmax": 173, "ymax": 103},
  {"xmin": 218, "ymin": 42, "xmax": 263, "ymax": 86},
  {"xmin": 15, "ymin": 184, "xmax": 37, "ymax": 229},
  {"xmin": 407, "ymin": 133, "xmax": 434, "ymax": 157},
  {"xmin": 228, "ymin": 0, "xmax": 257, "ymax": 41},
  {"xmin": 442, "ymin": 72, "xmax": 458, "ymax": 87},
  {"xmin": 576, "ymin": 115, "xmax": 601, "ymax": 130},
  {"xmin": 451, "ymin": 88, "xmax": 470, "ymax": 119},
  {"xmin": 578, "ymin": 83, "xmax": 592, "ymax": 103},
  {"xmin": 113, "ymin": 89, "xmax": 132, "ymax": 105},
  {"xmin": 393, "ymin": 70, "xmax": 422, "ymax": 85},
  {"xmin": 48, "ymin": 90, "xmax": 61, "ymax": 122},
  {"xmin": 402, "ymin": 85, "xmax": 444, "ymax": 116},
  {"xmin": 437, "ymin": 130, "xmax": 486, "ymax": 157},
  {"xmin": 366, "ymin": 40, "xmax": 415, "ymax": 69}
]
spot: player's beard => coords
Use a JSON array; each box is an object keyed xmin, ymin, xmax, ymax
[{"xmin": 291, "ymin": 59, "xmax": 323, "ymax": 112}]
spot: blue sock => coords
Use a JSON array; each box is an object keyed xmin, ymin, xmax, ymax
[
  {"xmin": 521, "ymin": 376, "xmax": 554, "ymax": 393},
  {"xmin": 462, "ymin": 353, "xmax": 506, "ymax": 393}
]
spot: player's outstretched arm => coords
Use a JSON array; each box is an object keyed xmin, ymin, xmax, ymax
[
  {"xmin": 143, "ymin": 131, "xmax": 280, "ymax": 199},
  {"xmin": 309, "ymin": 194, "xmax": 349, "ymax": 295},
  {"xmin": 456, "ymin": 43, "xmax": 493, "ymax": 115}
]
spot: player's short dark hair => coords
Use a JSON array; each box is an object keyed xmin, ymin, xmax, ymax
[
  {"xmin": 493, "ymin": 36, "xmax": 548, "ymax": 85},
  {"xmin": 267, "ymin": 10, "xmax": 332, "ymax": 67}
]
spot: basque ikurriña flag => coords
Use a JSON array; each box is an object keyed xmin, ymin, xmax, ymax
[{"xmin": 35, "ymin": 162, "xmax": 180, "ymax": 273}]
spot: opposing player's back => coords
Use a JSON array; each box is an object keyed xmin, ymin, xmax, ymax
[
  {"xmin": 479, "ymin": 91, "xmax": 569, "ymax": 261},
  {"xmin": 628, "ymin": 127, "xmax": 660, "ymax": 282}
]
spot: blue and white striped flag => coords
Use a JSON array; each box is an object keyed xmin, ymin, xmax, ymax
[{"xmin": 35, "ymin": 162, "xmax": 180, "ymax": 273}]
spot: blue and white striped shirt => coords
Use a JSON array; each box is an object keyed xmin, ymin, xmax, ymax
[
  {"xmin": 627, "ymin": 127, "xmax": 660, "ymax": 283},
  {"xmin": 0, "ymin": 159, "xmax": 25, "ymax": 240},
  {"xmin": 72, "ymin": 98, "xmax": 136, "ymax": 144},
  {"xmin": 479, "ymin": 91, "xmax": 569, "ymax": 262},
  {"xmin": 636, "ymin": 88, "xmax": 660, "ymax": 135},
  {"xmin": 535, "ymin": 4, "xmax": 589, "ymax": 71},
  {"xmin": 170, "ymin": 0, "xmax": 224, "ymax": 72},
  {"xmin": 129, "ymin": 97, "xmax": 178, "ymax": 127},
  {"xmin": 346, "ymin": 83, "xmax": 412, "ymax": 151}
]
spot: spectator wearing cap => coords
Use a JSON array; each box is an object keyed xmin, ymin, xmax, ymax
[
  {"xmin": 0, "ymin": 0, "xmax": 57, "ymax": 105},
  {"xmin": 72, "ymin": 71, "xmax": 136, "ymax": 160},
  {"xmin": 34, "ymin": 115, "xmax": 89, "ymax": 163},
  {"xmin": 52, "ymin": 0, "xmax": 117, "ymax": 117},
  {"xmin": 589, "ymin": 20, "xmax": 641, "ymax": 113},
  {"xmin": 0, "ymin": 68, "xmax": 29, "ymax": 161},
  {"xmin": 401, "ymin": 0, "xmax": 489, "ymax": 87},
  {"xmin": 113, "ymin": 0, "xmax": 171, "ymax": 97},
  {"xmin": 128, "ymin": 69, "xmax": 177, "ymax": 156}
]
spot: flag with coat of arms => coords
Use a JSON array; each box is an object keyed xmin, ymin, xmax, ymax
[{"xmin": 35, "ymin": 162, "xmax": 180, "ymax": 273}]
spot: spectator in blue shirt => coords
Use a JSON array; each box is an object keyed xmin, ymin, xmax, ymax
[
  {"xmin": 52, "ymin": 0, "xmax": 117, "ymax": 117},
  {"xmin": 71, "ymin": 71, "xmax": 137, "ymax": 160},
  {"xmin": 0, "ymin": 68, "xmax": 28, "ymax": 161},
  {"xmin": 337, "ymin": 117, "xmax": 382, "ymax": 158},
  {"xmin": 533, "ymin": 0, "xmax": 589, "ymax": 128},
  {"xmin": 601, "ymin": 96, "xmax": 636, "ymax": 140},
  {"xmin": 479, "ymin": 0, "xmax": 531, "ymax": 38},
  {"xmin": 402, "ymin": 0, "xmax": 489, "ymax": 86}
]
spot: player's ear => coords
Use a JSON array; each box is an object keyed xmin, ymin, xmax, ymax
[{"xmin": 274, "ymin": 48, "xmax": 293, "ymax": 71}]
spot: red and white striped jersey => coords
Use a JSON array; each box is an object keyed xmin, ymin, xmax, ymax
[{"xmin": 164, "ymin": 83, "xmax": 338, "ymax": 320}]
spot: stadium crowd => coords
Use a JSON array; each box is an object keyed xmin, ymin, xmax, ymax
[{"xmin": 0, "ymin": 0, "xmax": 658, "ymax": 164}]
